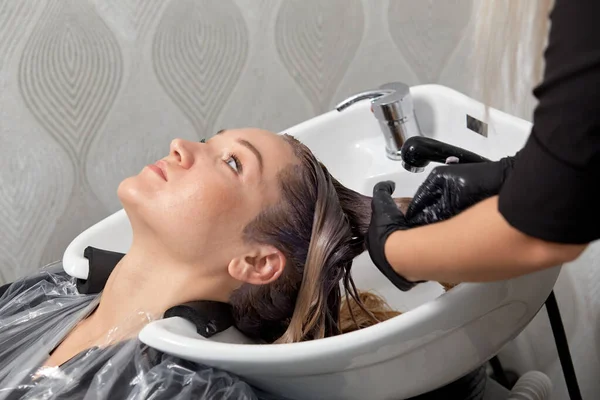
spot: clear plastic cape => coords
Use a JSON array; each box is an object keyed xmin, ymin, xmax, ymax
[{"xmin": 0, "ymin": 261, "xmax": 274, "ymax": 400}]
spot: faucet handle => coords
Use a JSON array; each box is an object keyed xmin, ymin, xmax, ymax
[
  {"xmin": 334, "ymin": 81, "xmax": 422, "ymax": 161},
  {"xmin": 378, "ymin": 82, "xmax": 410, "ymax": 97},
  {"xmin": 335, "ymin": 82, "xmax": 413, "ymax": 121},
  {"xmin": 372, "ymin": 82, "xmax": 414, "ymax": 122}
]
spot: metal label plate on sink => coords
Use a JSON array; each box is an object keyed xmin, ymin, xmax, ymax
[{"xmin": 466, "ymin": 114, "xmax": 488, "ymax": 137}]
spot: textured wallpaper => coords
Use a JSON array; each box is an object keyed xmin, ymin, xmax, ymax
[
  {"xmin": 1, "ymin": 1, "xmax": 598, "ymax": 398},
  {"xmin": 0, "ymin": 0, "xmax": 482, "ymax": 280}
]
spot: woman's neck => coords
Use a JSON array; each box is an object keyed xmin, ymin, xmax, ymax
[{"xmin": 85, "ymin": 242, "xmax": 231, "ymax": 342}]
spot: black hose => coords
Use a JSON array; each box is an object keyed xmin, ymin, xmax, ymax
[
  {"xmin": 546, "ymin": 290, "xmax": 582, "ymax": 400},
  {"xmin": 488, "ymin": 356, "xmax": 510, "ymax": 388}
]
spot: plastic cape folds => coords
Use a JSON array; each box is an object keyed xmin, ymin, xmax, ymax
[{"xmin": 0, "ymin": 260, "xmax": 273, "ymax": 400}]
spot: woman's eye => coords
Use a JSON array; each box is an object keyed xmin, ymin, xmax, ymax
[{"xmin": 225, "ymin": 154, "xmax": 241, "ymax": 173}]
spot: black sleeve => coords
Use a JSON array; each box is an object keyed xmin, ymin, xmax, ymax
[{"xmin": 498, "ymin": 0, "xmax": 600, "ymax": 244}]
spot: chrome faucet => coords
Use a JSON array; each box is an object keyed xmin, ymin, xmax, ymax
[{"xmin": 335, "ymin": 82, "xmax": 423, "ymax": 160}]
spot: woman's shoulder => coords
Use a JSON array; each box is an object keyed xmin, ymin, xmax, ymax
[{"xmin": 0, "ymin": 262, "xmax": 82, "ymax": 311}]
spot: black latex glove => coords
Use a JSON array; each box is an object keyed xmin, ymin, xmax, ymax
[
  {"xmin": 366, "ymin": 181, "xmax": 424, "ymax": 291},
  {"xmin": 405, "ymin": 152, "xmax": 519, "ymax": 227}
]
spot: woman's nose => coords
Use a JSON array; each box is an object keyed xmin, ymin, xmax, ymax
[{"xmin": 169, "ymin": 139, "xmax": 194, "ymax": 169}]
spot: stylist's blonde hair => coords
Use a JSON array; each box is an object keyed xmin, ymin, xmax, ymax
[{"xmin": 471, "ymin": 0, "xmax": 554, "ymax": 117}]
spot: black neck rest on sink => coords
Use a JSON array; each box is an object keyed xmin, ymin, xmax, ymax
[
  {"xmin": 77, "ymin": 246, "xmax": 233, "ymax": 338},
  {"xmin": 77, "ymin": 246, "xmax": 125, "ymax": 295}
]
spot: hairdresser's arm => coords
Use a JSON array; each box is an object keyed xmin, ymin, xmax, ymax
[
  {"xmin": 368, "ymin": 0, "xmax": 600, "ymax": 288},
  {"xmin": 384, "ymin": 195, "xmax": 587, "ymax": 284}
]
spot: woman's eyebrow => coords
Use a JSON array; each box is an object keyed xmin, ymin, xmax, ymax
[{"xmin": 238, "ymin": 138, "xmax": 263, "ymax": 175}]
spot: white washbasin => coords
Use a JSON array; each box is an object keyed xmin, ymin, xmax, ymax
[{"xmin": 63, "ymin": 84, "xmax": 560, "ymax": 399}]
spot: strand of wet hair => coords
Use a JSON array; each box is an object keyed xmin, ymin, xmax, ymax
[{"xmin": 316, "ymin": 161, "xmax": 383, "ymax": 332}]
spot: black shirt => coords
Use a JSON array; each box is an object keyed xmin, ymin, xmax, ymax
[{"xmin": 498, "ymin": 0, "xmax": 600, "ymax": 244}]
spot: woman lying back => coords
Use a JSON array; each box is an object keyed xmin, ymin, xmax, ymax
[{"xmin": 0, "ymin": 128, "xmax": 414, "ymax": 399}]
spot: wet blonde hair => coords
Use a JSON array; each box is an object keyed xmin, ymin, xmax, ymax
[{"xmin": 230, "ymin": 134, "xmax": 412, "ymax": 344}]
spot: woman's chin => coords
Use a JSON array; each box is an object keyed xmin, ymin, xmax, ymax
[{"xmin": 117, "ymin": 176, "xmax": 147, "ymax": 208}]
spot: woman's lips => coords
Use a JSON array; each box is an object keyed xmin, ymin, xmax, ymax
[{"xmin": 148, "ymin": 161, "xmax": 167, "ymax": 181}]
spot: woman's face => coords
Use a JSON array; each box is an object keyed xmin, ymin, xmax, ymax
[{"xmin": 118, "ymin": 128, "xmax": 296, "ymax": 271}]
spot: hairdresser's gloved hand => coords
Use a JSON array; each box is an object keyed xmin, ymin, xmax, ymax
[
  {"xmin": 405, "ymin": 152, "xmax": 520, "ymax": 227},
  {"xmin": 366, "ymin": 181, "xmax": 424, "ymax": 291}
]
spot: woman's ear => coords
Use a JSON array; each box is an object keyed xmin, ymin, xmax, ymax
[{"xmin": 228, "ymin": 245, "xmax": 286, "ymax": 285}]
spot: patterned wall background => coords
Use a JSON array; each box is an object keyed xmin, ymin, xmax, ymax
[{"xmin": 1, "ymin": 1, "xmax": 598, "ymax": 398}]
